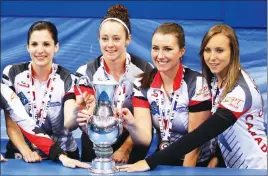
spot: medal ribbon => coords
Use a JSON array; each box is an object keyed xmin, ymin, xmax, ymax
[
  {"xmin": 211, "ymin": 76, "xmax": 225, "ymax": 114},
  {"xmin": 27, "ymin": 63, "xmax": 57, "ymax": 126},
  {"xmin": 152, "ymin": 65, "xmax": 184, "ymax": 143},
  {"xmin": 157, "ymin": 91, "xmax": 180, "ymax": 142}
]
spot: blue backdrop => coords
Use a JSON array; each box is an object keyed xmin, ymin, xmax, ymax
[{"xmin": 1, "ymin": 1, "xmax": 267, "ymax": 139}]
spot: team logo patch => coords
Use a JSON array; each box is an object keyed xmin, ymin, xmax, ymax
[
  {"xmin": 196, "ymin": 86, "xmax": 211, "ymax": 98},
  {"xmin": 17, "ymin": 92, "xmax": 28, "ymax": 105},
  {"xmin": 49, "ymin": 101, "xmax": 61, "ymax": 107},
  {"xmin": 196, "ymin": 86, "xmax": 209, "ymax": 95},
  {"xmin": 222, "ymin": 97, "xmax": 244, "ymax": 111},
  {"xmin": 17, "ymin": 81, "xmax": 29, "ymax": 88},
  {"xmin": 150, "ymin": 101, "xmax": 159, "ymax": 115},
  {"xmin": 175, "ymin": 106, "xmax": 188, "ymax": 112}
]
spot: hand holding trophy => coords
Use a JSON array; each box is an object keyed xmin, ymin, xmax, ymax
[{"xmin": 76, "ymin": 76, "xmax": 124, "ymax": 174}]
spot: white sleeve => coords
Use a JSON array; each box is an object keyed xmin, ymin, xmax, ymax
[
  {"xmin": 219, "ymin": 86, "xmax": 250, "ymax": 119},
  {"xmin": 1, "ymin": 83, "xmax": 55, "ymax": 155}
]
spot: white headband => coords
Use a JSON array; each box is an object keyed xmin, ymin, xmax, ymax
[{"xmin": 99, "ymin": 18, "xmax": 130, "ymax": 35}]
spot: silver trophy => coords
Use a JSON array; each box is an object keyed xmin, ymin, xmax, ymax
[{"xmin": 76, "ymin": 76, "xmax": 123, "ymax": 175}]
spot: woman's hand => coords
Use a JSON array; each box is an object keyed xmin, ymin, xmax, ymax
[
  {"xmin": 0, "ymin": 154, "xmax": 7, "ymax": 162},
  {"xmin": 112, "ymin": 148, "xmax": 131, "ymax": 164},
  {"xmin": 117, "ymin": 160, "xmax": 150, "ymax": 172},
  {"xmin": 59, "ymin": 154, "xmax": 91, "ymax": 169},
  {"xmin": 76, "ymin": 92, "xmax": 95, "ymax": 110},
  {"xmin": 22, "ymin": 151, "xmax": 42, "ymax": 163},
  {"xmin": 115, "ymin": 108, "xmax": 136, "ymax": 130},
  {"xmin": 77, "ymin": 109, "xmax": 92, "ymax": 133},
  {"xmin": 76, "ymin": 92, "xmax": 95, "ymax": 133}
]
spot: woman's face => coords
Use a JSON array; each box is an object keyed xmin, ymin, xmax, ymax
[
  {"xmin": 151, "ymin": 33, "xmax": 185, "ymax": 74},
  {"xmin": 99, "ymin": 21, "xmax": 130, "ymax": 62},
  {"xmin": 27, "ymin": 30, "xmax": 58, "ymax": 69},
  {"xmin": 203, "ymin": 33, "xmax": 231, "ymax": 78}
]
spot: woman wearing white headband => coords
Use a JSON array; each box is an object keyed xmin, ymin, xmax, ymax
[{"xmin": 73, "ymin": 4, "xmax": 153, "ymax": 164}]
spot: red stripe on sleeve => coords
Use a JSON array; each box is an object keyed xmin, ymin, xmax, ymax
[
  {"xmin": 18, "ymin": 126, "xmax": 54, "ymax": 156},
  {"xmin": 218, "ymin": 104, "xmax": 251, "ymax": 119},
  {"xmin": 189, "ymin": 100, "xmax": 202, "ymax": 106},
  {"xmin": 133, "ymin": 97, "xmax": 150, "ymax": 108},
  {"xmin": 189, "ymin": 98, "xmax": 212, "ymax": 106},
  {"xmin": 74, "ymin": 85, "xmax": 94, "ymax": 96}
]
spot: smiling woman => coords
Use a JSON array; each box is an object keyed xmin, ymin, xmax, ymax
[
  {"xmin": 151, "ymin": 26, "xmax": 185, "ymax": 78},
  {"xmin": 117, "ymin": 24, "xmax": 267, "ymax": 172},
  {"xmin": 98, "ymin": 20, "xmax": 130, "ymax": 74},
  {"xmin": 73, "ymin": 4, "xmax": 153, "ymax": 164},
  {"xmin": 27, "ymin": 26, "xmax": 59, "ymax": 81},
  {"xmin": 1, "ymin": 21, "xmax": 90, "ymax": 169},
  {"xmin": 117, "ymin": 22, "xmax": 219, "ymax": 169},
  {"xmin": 28, "ymin": 32, "xmax": 57, "ymax": 64}
]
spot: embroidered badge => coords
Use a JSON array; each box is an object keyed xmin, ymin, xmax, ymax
[
  {"xmin": 17, "ymin": 92, "xmax": 28, "ymax": 105},
  {"xmin": 48, "ymin": 101, "xmax": 61, "ymax": 107}
]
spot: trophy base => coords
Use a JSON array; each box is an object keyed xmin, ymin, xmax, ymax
[{"xmin": 89, "ymin": 157, "xmax": 118, "ymax": 175}]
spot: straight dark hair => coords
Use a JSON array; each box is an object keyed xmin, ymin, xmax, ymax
[{"xmin": 27, "ymin": 21, "xmax": 58, "ymax": 45}]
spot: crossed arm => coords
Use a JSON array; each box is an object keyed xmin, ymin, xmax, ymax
[{"xmin": 1, "ymin": 84, "xmax": 89, "ymax": 168}]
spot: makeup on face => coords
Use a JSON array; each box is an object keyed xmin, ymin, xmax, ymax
[
  {"xmin": 151, "ymin": 33, "xmax": 184, "ymax": 75},
  {"xmin": 203, "ymin": 34, "xmax": 231, "ymax": 79},
  {"xmin": 99, "ymin": 21, "xmax": 129, "ymax": 62},
  {"xmin": 27, "ymin": 30, "xmax": 58, "ymax": 69}
]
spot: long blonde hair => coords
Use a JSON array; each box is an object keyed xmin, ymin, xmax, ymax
[{"xmin": 199, "ymin": 24, "xmax": 242, "ymax": 100}]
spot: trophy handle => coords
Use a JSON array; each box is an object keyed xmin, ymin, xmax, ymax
[
  {"xmin": 113, "ymin": 84, "xmax": 124, "ymax": 137},
  {"xmin": 76, "ymin": 76, "xmax": 96, "ymax": 135},
  {"xmin": 76, "ymin": 75, "xmax": 96, "ymax": 96},
  {"xmin": 76, "ymin": 75, "xmax": 96, "ymax": 120},
  {"xmin": 113, "ymin": 83, "xmax": 125, "ymax": 124}
]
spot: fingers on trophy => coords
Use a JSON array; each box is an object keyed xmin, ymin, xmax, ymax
[{"xmin": 76, "ymin": 76, "xmax": 125, "ymax": 174}]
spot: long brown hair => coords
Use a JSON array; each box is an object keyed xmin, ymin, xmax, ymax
[
  {"xmin": 140, "ymin": 22, "xmax": 185, "ymax": 88},
  {"xmin": 199, "ymin": 24, "xmax": 242, "ymax": 100}
]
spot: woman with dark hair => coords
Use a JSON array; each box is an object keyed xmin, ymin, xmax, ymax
[
  {"xmin": 1, "ymin": 21, "xmax": 90, "ymax": 168},
  {"xmin": 118, "ymin": 24, "xmax": 267, "ymax": 172},
  {"xmin": 114, "ymin": 22, "xmax": 218, "ymax": 168},
  {"xmin": 74, "ymin": 4, "xmax": 153, "ymax": 164}
]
